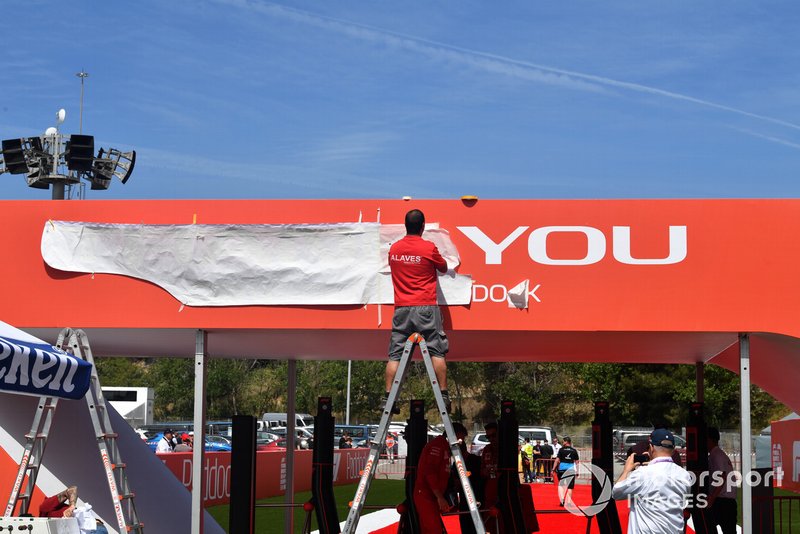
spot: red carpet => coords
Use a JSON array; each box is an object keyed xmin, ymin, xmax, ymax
[{"xmin": 369, "ymin": 482, "xmax": 636, "ymax": 533}]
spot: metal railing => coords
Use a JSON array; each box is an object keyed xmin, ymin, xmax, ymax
[{"xmin": 753, "ymin": 495, "xmax": 800, "ymax": 534}]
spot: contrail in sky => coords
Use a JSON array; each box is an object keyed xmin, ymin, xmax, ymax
[{"xmin": 217, "ymin": 0, "xmax": 800, "ymax": 132}]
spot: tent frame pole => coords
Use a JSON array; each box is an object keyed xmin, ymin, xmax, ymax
[
  {"xmin": 191, "ymin": 330, "xmax": 208, "ymax": 534},
  {"xmin": 284, "ymin": 359, "xmax": 297, "ymax": 534},
  {"xmin": 695, "ymin": 362, "xmax": 704, "ymax": 403},
  {"xmin": 739, "ymin": 333, "xmax": 752, "ymax": 534}
]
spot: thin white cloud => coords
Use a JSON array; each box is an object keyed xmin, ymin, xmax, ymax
[
  {"xmin": 731, "ymin": 127, "xmax": 800, "ymax": 151},
  {"xmin": 214, "ymin": 0, "xmax": 800, "ymax": 132}
]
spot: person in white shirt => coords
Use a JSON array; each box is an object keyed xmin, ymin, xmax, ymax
[
  {"xmin": 612, "ymin": 429, "xmax": 693, "ymax": 534},
  {"xmin": 707, "ymin": 426, "xmax": 737, "ymax": 534},
  {"xmin": 156, "ymin": 429, "xmax": 175, "ymax": 453}
]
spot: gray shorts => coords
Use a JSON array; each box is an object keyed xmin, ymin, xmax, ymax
[{"xmin": 388, "ymin": 305, "xmax": 449, "ymax": 360}]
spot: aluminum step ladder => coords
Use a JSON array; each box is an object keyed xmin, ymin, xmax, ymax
[
  {"xmin": 3, "ymin": 328, "xmax": 144, "ymax": 533},
  {"xmin": 342, "ymin": 333, "xmax": 485, "ymax": 534}
]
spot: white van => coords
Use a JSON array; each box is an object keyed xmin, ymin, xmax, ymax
[
  {"xmin": 259, "ymin": 412, "xmax": 315, "ymax": 431},
  {"xmin": 518, "ymin": 426, "xmax": 555, "ymax": 445}
]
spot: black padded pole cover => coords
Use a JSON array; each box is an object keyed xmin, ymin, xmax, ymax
[
  {"xmin": 592, "ymin": 401, "xmax": 622, "ymax": 534},
  {"xmin": 498, "ymin": 400, "xmax": 530, "ymax": 533},
  {"xmin": 687, "ymin": 402, "xmax": 713, "ymax": 534},
  {"xmin": 312, "ymin": 397, "xmax": 340, "ymax": 533},
  {"xmin": 398, "ymin": 399, "xmax": 427, "ymax": 534},
  {"xmin": 230, "ymin": 415, "xmax": 256, "ymax": 534}
]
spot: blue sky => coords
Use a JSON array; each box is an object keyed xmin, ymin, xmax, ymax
[{"xmin": 2, "ymin": 1, "xmax": 799, "ymax": 200}]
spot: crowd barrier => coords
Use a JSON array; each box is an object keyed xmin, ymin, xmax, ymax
[
  {"xmin": 753, "ymin": 495, "xmax": 800, "ymax": 534},
  {"xmin": 374, "ymin": 456, "xmax": 406, "ymax": 479},
  {"xmin": 157, "ymin": 447, "xmax": 370, "ymax": 506},
  {"xmin": 532, "ymin": 458, "xmax": 557, "ymax": 482}
]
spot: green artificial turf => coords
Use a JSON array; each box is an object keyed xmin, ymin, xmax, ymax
[{"xmin": 207, "ymin": 479, "xmax": 406, "ymax": 533}]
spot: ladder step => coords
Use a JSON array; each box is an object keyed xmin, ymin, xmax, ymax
[
  {"xmin": 119, "ymin": 492, "xmax": 135, "ymax": 500},
  {"xmin": 98, "ymin": 432, "xmax": 119, "ymax": 439},
  {"xmin": 113, "ymin": 463, "xmax": 127, "ymax": 469}
]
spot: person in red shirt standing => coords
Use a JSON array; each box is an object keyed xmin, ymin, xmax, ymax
[
  {"xmin": 414, "ymin": 422, "xmax": 468, "ymax": 532},
  {"xmin": 385, "ymin": 209, "xmax": 450, "ymax": 413},
  {"xmin": 386, "ymin": 432, "xmax": 397, "ymax": 463}
]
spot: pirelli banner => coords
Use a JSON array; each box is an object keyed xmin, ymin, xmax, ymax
[{"xmin": 0, "ymin": 321, "xmax": 91, "ymax": 400}]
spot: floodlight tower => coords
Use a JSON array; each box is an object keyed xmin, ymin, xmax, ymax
[
  {"xmin": 76, "ymin": 69, "xmax": 88, "ymax": 134},
  {"xmin": 0, "ymin": 110, "xmax": 136, "ymax": 200}
]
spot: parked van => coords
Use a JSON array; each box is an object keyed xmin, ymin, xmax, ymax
[
  {"xmin": 260, "ymin": 412, "xmax": 315, "ymax": 431},
  {"xmin": 518, "ymin": 426, "xmax": 555, "ymax": 445}
]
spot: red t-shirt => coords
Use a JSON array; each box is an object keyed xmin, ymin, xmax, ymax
[
  {"xmin": 389, "ymin": 235, "xmax": 447, "ymax": 306},
  {"xmin": 39, "ymin": 495, "xmax": 69, "ymax": 517},
  {"xmin": 414, "ymin": 435, "xmax": 452, "ymax": 500}
]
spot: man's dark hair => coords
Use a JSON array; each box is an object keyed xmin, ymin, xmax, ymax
[
  {"xmin": 405, "ymin": 209, "xmax": 425, "ymax": 235},
  {"xmin": 484, "ymin": 422, "xmax": 498, "ymax": 432},
  {"xmin": 708, "ymin": 426, "xmax": 721, "ymax": 442},
  {"xmin": 563, "ymin": 436, "xmax": 572, "ymax": 444},
  {"xmin": 451, "ymin": 422, "xmax": 468, "ymax": 437}
]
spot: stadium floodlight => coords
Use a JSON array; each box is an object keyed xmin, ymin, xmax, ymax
[
  {"xmin": 0, "ymin": 109, "xmax": 135, "ymax": 199},
  {"xmin": 91, "ymin": 148, "xmax": 136, "ymax": 187}
]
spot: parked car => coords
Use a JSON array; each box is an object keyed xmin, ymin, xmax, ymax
[
  {"xmin": 257, "ymin": 431, "xmax": 280, "ymax": 450},
  {"xmin": 147, "ymin": 433, "xmax": 232, "ymax": 452},
  {"xmin": 470, "ymin": 432, "xmax": 526, "ymax": 455},
  {"xmin": 269, "ymin": 427, "xmax": 313, "ymax": 449}
]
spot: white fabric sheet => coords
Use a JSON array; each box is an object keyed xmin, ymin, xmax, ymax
[{"xmin": 41, "ymin": 221, "xmax": 472, "ymax": 307}]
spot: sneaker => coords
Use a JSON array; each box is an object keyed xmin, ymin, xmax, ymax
[
  {"xmin": 381, "ymin": 396, "xmax": 400, "ymax": 414},
  {"xmin": 440, "ymin": 391, "xmax": 452, "ymax": 413}
]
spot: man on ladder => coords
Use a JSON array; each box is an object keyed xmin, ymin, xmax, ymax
[{"xmin": 384, "ymin": 209, "xmax": 451, "ymax": 413}]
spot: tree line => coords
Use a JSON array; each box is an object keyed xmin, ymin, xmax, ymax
[{"xmin": 95, "ymin": 358, "xmax": 788, "ymax": 431}]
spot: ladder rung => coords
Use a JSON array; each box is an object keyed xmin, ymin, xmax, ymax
[
  {"xmin": 98, "ymin": 432, "xmax": 119, "ymax": 439},
  {"xmin": 113, "ymin": 463, "xmax": 127, "ymax": 469},
  {"xmin": 119, "ymin": 492, "xmax": 135, "ymax": 500}
]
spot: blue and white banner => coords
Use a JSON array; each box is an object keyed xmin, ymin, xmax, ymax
[{"xmin": 0, "ymin": 321, "xmax": 91, "ymax": 400}]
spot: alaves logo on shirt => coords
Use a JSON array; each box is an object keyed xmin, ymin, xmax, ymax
[{"xmin": 390, "ymin": 254, "xmax": 422, "ymax": 263}]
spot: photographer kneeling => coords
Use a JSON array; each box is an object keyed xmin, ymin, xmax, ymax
[{"xmin": 611, "ymin": 429, "xmax": 693, "ymax": 534}]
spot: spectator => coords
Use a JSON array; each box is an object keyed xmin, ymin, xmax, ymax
[
  {"xmin": 612, "ymin": 428, "xmax": 693, "ymax": 534},
  {"xmin": 384, "ymin": 209, "xmax": 451, "ymax": 413},
  {"xmin": 532, "ymin": 440, "xmax": 543, "ymax": 479},
  {"xmin": 551, "ymin": 437, "xmax": 561, "ymax": 457},
  {"xmin": 413, "ymin": 422, "xmax": 468, "ymax": 532},
  {"xmin": 521, "ymin": 449, "xmax": 532, "ymax": 484},
  {"xmin": 156, "ymin": 429, "xmax": 175, "ymax": 453},
  {"xmin": 339, "ymin": 431, "xmax": 350, "ymax": 449},
  {"xmin": 552, "ymin": 436, "xmax": 579, "ymax": 506},
  {"xmin": 175, "ymin": 433, "xmax": 193, "ymax": 452},
  {"xmin": 629, "ymin": 424, "xmax": 683, "ymax": 467},
  {"xmin": 521, "ymin": 438, "xmax": 534, "ymax": 483},
  {"xmin": 707, "ymin": 427, "xmax": 736, "ymax": 534},
  {"xmin": 386, "ymin": 433, "xmax": 397, "ymax": 463},
  {"xmin": 539, "ymin": 438, "xmax": 554, "ymax": 481}
]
